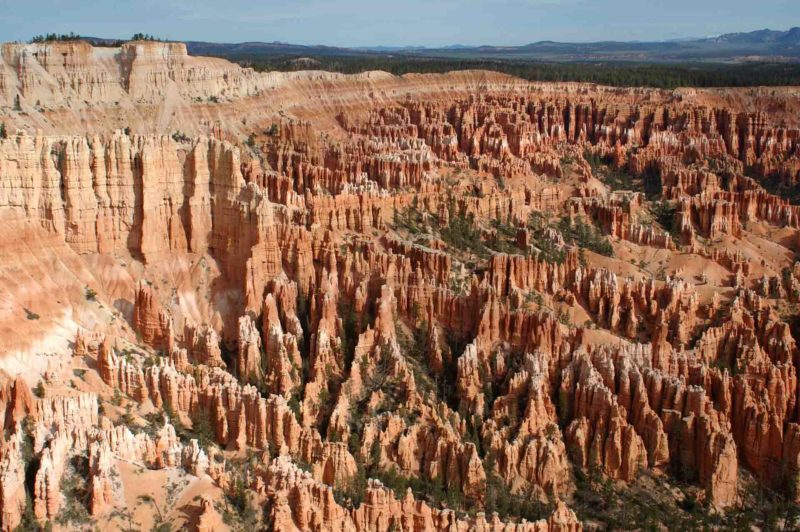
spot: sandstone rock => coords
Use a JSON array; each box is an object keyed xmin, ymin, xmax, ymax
[
  {"xmin": 133, "ymin": 281, "xmax": 174, "ymax": 352},
  {"xmin": 88, "ymin": 440, "xmax": 118, "ymax": 516},
  {"xmin": 195, "ymin": 495, "xmax": 225, "ymax": 532},
  {"xmin": 0, "ymin": 431, "xmax": 27, "ymax": 531},
  {"xmin": 3, "ymin": 37, "xmax": 800, "ymax": 529}
]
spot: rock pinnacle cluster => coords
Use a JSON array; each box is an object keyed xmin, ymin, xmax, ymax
[{"xmin": 0, "ymin": 39, "xmax": 799, "ymax": 530}]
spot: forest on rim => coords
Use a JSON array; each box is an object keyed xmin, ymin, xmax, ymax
[{"xmin": 221, "ymin": 54, "xmax": 800, "ymax": 89}]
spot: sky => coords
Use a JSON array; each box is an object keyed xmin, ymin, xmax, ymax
[{"xmin": 0, "ymin": 0, "xmax": 798, "ymax": 47}]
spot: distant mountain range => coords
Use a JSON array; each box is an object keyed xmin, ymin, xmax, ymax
[{"xmin": 167, "ymin": 27, "xmax": 800, "ymax": 64}]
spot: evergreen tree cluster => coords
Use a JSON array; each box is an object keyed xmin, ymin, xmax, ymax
[
  {"xmin": 223, "ymin": 53, "xmax": 800, "ymax": 89},
  {"xmin": 30, "ymin": 32, "xmax": 82, "ymax": 43}
]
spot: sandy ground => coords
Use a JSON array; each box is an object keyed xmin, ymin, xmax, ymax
[{"xmin": 89, "ymin": 462, "xmax": 226, "ymax": 532}]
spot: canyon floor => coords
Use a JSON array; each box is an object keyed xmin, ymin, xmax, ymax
[{"xmin": 0, "ymin": 39, "xmax": 800, "ymax": 531}]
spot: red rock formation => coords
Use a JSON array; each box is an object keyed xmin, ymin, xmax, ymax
[
  {"xmin": 195, "ymin": 495, "xmax": 225, "ymax": 532},
  {"xmin": 571, "ymin": 195, "xmax": 675, "ymax": 250},
  {"xmin": 88, "ymin": 440, "xmax": 118, "ymax": 516},
  {"xmin": 96, "ymin": 345, "xmax": 357, "ymax": 484},
  {"xmin": 33, "ymin": 432, "xmax": 69, "ymax": 521},
  {"xmin": 184, "ymin": 323, "xmax": 225, "ymax": 368},
  {"xmin": 0, "ymin": 377, "xmax": 34, "ymax": 431},
  {"xmin": 4, "ymin": 39, "xmax": 800, "ymax": 528},
  {"xmin": 133, "ymin": 281, "xmax": 174, "ymax": 352},
  {"xmin": 258, "ymin": 456, "xmax": 581, "ymax": 531},
  {"xmin": 0, "ymin": 432, "xmax": 27, "ymax": 531},
  {"xmin": 236, "ymin": 315, "xmax": 263, "ymax": 383},
  {"xmin": 561, "ymin": 354, "xmax": 647, "ymax": 481}
]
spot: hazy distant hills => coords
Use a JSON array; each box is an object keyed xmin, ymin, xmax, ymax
[
  {"xmin": 184, "ymin": 41, "xmax": 367, "ymax": 58},
  {"xmin": 175, "ymin": 27, "xmax": 800, "ymax": 63}
]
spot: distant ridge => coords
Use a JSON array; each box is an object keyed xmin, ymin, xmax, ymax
[{"xmin": 78, "ymin": 26, "xmax": 800, "ymax": 63}]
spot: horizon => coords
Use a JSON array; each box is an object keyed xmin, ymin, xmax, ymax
[
  {"xmin": 70, "ymin": 25, "xmax": 800, "ymax": 48},
  {"xmin": 1, "ymin": 0, "xmax": 798, "ymax": 48}
]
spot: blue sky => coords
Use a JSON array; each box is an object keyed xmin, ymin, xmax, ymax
[{"xmin": 0, "ymin": 0, "xmax": 797, "ymax": 47}]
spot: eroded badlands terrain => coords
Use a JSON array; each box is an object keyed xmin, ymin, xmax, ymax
[{"xmin": 1, "ymin": 40, "xmax": 800, "ymax": 531}]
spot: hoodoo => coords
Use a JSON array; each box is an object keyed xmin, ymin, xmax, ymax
[{"xmin": 0, "ymin": 30, "xmax": 799, "ymax": 530}]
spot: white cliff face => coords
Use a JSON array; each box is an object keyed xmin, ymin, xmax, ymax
[{"xmin": 0, "ymin": 41, "xmax": 268, "ymax": 107}]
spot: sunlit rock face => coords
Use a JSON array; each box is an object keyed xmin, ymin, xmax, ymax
[{"xmin": 0, "ymin": 38, "xmax": 799, "ymax": 531}]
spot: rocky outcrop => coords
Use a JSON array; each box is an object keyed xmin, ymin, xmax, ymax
[
  {"xmin": 133, "ymin": 281, "xmax": 174, "ymax": 351},
  {"xmin": 0, "ymin": 377, "xmax": 34, "ymax": 431},
  {"xmin": 184, "ymin": 322, "xmax": 226, "ymax": 368},
  {"xmin": 4, "ymin": 38, "xmax": 800, "ymax": 529},
  {"xmin": 96, "ymin": 341, "xmax": 356, "ymax": 484},
  {"xmin": 0, "ymin": 432, "xmax": 27, "ymax": 532},
  {"xmin": 561, "ymin": 354, "xmax": 647, "ymax": 481},
  {"xmin": 236, "ymin": 315, "xmax": 263, "ymax": 383},
  {"xmin": 88, "ymin": 440, "xmax": 118, "ymax": 516},
  {"xmin": 33, "ymin": 432, "xmax": 69, "ymax": 521},
  {"xmin": 258, "ymin": 456, "xmax": 581, "ymax": 532},
  {"xmin": 571, "ymin": 195, "xmax": 675, "ymax": 250},
  {"xmin": 195, "ymin": 495, "xmax": 225, "ymax": 532},
  {"xmin": 0, "ymin": 40, "xmax": 270, "ymax": 108}
]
